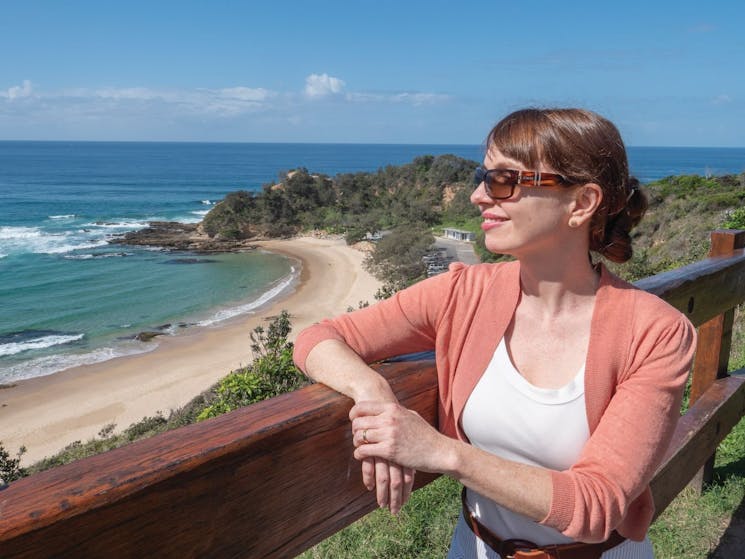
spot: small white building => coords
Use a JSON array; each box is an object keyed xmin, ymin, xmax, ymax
[{"xmin": 443, "ymin": 228, "xmax": 475, "ymax": 242}]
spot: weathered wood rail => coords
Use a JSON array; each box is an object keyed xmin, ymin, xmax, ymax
[{"xmin": 2, "ymin": 230, "xmax": 745, "ymax": 558}]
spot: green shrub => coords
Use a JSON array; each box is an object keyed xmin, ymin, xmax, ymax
[
  {"xmin": 197, "ymin": 310, "xmax": 307, "ymax": 420},
  {"xmin": 723, "ymin": 207, "xmax": 745, "ymax": 230},
  {"xmin": 0, "ymin": 442, "xmax": 26, "ymax": 486}
]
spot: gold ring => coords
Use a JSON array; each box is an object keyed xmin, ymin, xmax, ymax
[{"xmin": 362, "ymin": 429, "xmax": 369, "ymax": 444}]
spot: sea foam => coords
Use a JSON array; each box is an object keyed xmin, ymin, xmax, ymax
[
  {"xmin": 0, "ymin": 226, "xmax": 109, "ymax": 255},
  {"xmin": 0, "ymin": 333, "xmax": 85, "ymax": 357},
  {"xmin": 198, "ymin": 269, "xmax": 297, "ymax": 327},
  {"xmin": 0, "ymin": 226, "xmax": 42, "ymax": 240},
  {"xmin": 0, "ymin": 342, "xmax": 156, "ymax": 382}
]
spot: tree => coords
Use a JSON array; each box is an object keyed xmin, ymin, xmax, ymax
[{"xmin": 367, "ymin": 226, "xmax": 434, "ymax": 291}]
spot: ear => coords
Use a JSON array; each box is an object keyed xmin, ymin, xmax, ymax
[{"xmin": 568, "ymin": 183, "xmax": 603, "ymax": 227}]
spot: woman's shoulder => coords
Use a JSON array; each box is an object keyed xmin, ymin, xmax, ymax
[
  {"xmin": 409, "ymin": 260, "xmax": 519, "ymax": 310},
  {"xmin": 446, "ymin": 259, "xmax": 518, "ymax": 282},
  {"xmin": 598, "ymin": 264, "xmax": 693, "ymax": 331}
]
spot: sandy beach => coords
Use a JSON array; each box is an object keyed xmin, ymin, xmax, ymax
[{"xmin": 0, "ymin": 236, "xmax": 381, "ymax": 466}]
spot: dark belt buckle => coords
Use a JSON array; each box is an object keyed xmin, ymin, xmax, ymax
[{"xmin": 501, "ymin": 538, "xmax": 540, "ymax": 558}]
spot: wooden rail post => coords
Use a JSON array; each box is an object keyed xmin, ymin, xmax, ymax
[{"xmin": 688, "ymin": 229, "xmax": 745, "ymax": 491}]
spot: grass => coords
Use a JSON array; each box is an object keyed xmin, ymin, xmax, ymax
[
  {"xmin": 299, "ymin": 476, "xmax": 461, "ymax": 559},
  {"xmin": 298, "ymin": 416, "xmax": 745, "ymax": 559},
  {"xmin": 649, "ymin": 418, "xmax": 745, "ymax": 559},
  {"xmin": 648, "ymin": 309, "xmax": 745, "ymax": 558}
]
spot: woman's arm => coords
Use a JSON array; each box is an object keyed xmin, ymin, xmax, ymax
[
  {"xmin": 349, "ymin": 400, "xmax": 553, "ymax": 521},
  {"xmin": 304, "ymin": 339, "xmax": 397, "ymax": 403},
  {"xmin": 350, "ymin": 310, "xmax": 696, "ymax": 542},
  {"xmin": 304, "ymin": 339, "xmax": 416, "ymax": 514},
  {"xmin": 293, "ymin": 268, "xmax": 461, "ymax": 513}
]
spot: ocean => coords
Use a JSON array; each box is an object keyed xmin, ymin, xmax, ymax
[{"xmin": 1, "ymin": 142, "xmax": 744, "ymax": 383}]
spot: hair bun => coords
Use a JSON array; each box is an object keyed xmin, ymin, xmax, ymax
[{"xmin": 596, "ymin": 177, "xmax": 648, "ymax": 263}]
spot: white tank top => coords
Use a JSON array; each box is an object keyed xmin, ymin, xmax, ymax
[{"xmin": 461, "ymin": 337, "xmax": 589, "ymax": 546}]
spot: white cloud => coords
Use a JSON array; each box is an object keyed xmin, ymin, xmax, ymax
[
  {"xmin": 218, "ymin": 87, "xmax": 271, "ymax": 102},
  {"xmin": 94, "ymin": 87, "xmax": 160, "ymax": 100},
  {"xmin": 346, "ymin": 91, "xmax": 452, "ymax": 106},
  {"xmin": 0, "ymin": 77, "xmax": 454, "ymax": 140},
  {"xmin": 712, "ymin": 94, "xmax": 732, "ymax": 105},
  {"xmin": 79, "ymin": 85, "xmax": 275, "ymax": 116},
  {"xmin": 305, "ymin": 73, "xmax": 345, "ymax": 97},
  {"xmin": 3, "ymin": 80, "xmax": 33, "ymax": 100},
  {"xmin": 390, "ymin": 92, "xmax": 451, "ymax": 105}
]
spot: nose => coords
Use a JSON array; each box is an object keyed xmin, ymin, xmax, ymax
[{"xmin": 470, "ymin": 180, "xmax": 491, "ymax": 206}]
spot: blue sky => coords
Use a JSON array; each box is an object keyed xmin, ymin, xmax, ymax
[{"xmin": 1, "ymin": 0, "xmax": 743, "ymax": 146}]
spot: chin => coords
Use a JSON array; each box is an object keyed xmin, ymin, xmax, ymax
[{"xmin": 484, "ymin": 241, "xmax": 515, "ymax": 257}]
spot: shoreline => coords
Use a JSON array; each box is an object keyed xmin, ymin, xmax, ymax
[{"xmin": 0, "ymin": 236, "xmax": 381, "ymax": 466}]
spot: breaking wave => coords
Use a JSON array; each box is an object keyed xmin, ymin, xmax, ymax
[
  {"xmin": 0, "ymin": 330, "xmax": 85, "ymax": 357},
  {"xmin": 198, "ymin": 268, "xmax": 297, "ymax": 327}
]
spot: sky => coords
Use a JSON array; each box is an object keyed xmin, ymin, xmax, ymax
[{"xmin": 1, "ymin": 0, "xmax": 743, "ymax": 146}]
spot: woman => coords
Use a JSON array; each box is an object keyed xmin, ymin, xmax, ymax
[{"xmin": 292, "ymin": 108, "xmax": 696, "ymax": 558}]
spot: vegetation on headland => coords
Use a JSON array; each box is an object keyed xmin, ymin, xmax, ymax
[
  {"xmin": 201, "ymin": 155, "xmax": 478, "ymax": 242},
  {"xmin": 3, "ymin": 157, "xmax": 745, "ymax": 557},
  {"xmin": 201, "ymin": 155, "xmax": 480, "ymax": 294}
]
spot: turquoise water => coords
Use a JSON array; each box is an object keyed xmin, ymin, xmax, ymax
[
  {"xmin": 1, "ymin": 141, "xmax": 743, "ymax": 382},
  {"xmin": 0, "ymin": 141, "xmax": 483, "ymax": 382}
]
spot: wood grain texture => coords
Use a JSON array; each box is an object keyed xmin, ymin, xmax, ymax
[
  {"xmin": 651, "ymin": 373, "xmax": 745, "ymax": 516},
  {"xmin": 0, "ymin": 362, "xmax": 438, "ymax": 558},
  {"xmin": 686, "ymin": 231, "xmax": 744, "ymax": 489},
  {"xmin": 690, "ymin": 310, "xmax": 735, "ymax": 405},
  {"xmin": 634, "ymin": 249, "xmax": 745, "ymax": 327}
]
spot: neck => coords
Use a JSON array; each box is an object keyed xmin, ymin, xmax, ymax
[{"xmin": 517, "ymin": 250, "xmax": 600, "ymax": 316}]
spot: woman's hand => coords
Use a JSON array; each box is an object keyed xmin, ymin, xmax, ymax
[
  {"xmin": 359, "ymin": 457, "xmax": 415, "ymax": 515},
  {"xmin": 351, "ymin": 401, "xmax": 456, "ymax": 477},
  {"xmin": 302, "ymin": 340, "xmax": 423, "ymax": 514}
]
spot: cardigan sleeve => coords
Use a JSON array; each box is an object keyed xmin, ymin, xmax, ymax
[
  {"xmin": 292, "ymin": 265, "xmax": 463, "ymax": 371},
  {"xmin": 541, "ymin": 304, "xmax": 697, "ymax": 542}
]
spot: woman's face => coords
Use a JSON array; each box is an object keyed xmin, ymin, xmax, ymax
[{"xmin": 471, "ymin": 146, "xmax": 577, "ymax": 258}]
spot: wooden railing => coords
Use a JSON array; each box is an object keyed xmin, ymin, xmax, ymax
[{"xmin": 2, "ymin": 230, "xmax": 745, "ymax": 558}]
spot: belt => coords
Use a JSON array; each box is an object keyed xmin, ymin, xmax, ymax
[{"xmin": 461, "ymin": 489, "xmax": 626, "ymax": 559}]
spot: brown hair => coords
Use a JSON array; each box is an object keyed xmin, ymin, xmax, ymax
[{"xmin": 487, "ymin": 108, "xmax": 647, "ymax": 263}]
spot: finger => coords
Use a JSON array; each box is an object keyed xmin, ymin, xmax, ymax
[
  {"xmin": 349, "ymin": 400, "xmax": 387, "ymax": 420},
  {"xmin": 351, "ymin": 415, "xmax": 376, "ymax": 434},
  {"xmin": 375, "ymin": 458, "xmax": 390, "ymax": 509},
  {"xmin": 353, "ymin": 427, "xmax": 375, "ymax": 447},
  {"xmin": 402, "ymin": 467, "xmax": 416, "ymax": 505},
  {"xmin": 388, "ymin": 464, "xmax": 404, "ymax": 516},
  {"xmin": 362, "ymin": 457, "xmax": 375, "ymax": 490}
]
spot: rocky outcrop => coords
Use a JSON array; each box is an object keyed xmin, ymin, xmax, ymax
[
  {"xmin": 134, "ymin": 331, "xmax": 164, "ymax": 342},
  {"xmin": 109, "ymin": 221, "xmax": 257, "ymax": 252}
]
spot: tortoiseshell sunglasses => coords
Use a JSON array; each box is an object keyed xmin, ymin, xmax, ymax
[{"xmin": 473, "ymin": 166, "xmax": 572, "ymax": 200}]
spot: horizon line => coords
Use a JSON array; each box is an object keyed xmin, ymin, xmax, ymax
[{"xmin": 1, "ymin": 139, "xmax": 744, "ymax": 150}]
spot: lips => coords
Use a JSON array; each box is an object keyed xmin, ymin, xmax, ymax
[{"xmin": 481, "ymin": 212, "xmax": 508, "ymax": 231}]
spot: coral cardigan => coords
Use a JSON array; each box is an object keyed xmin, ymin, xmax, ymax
[{"xmin": 293, "ymin": 261, "xmax": 697, "ymax": 543}]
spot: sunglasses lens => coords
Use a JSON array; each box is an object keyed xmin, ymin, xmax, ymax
[
  {"xmin": 484, "ymin": 170, "xmax": 516, "ymax": 199},
  {"xmin": 473, "ymin": 167, "xmax": 486, "ymax": 185}
]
